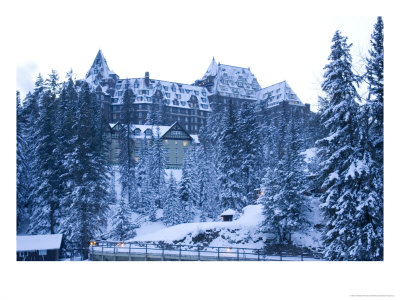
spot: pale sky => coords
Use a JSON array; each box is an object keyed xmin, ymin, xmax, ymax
[{"xmin": 14, "ymin": 1, "xmax": 381, "ymax": 112}]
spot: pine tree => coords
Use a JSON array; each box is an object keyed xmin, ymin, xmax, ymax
[
  {"xmin": 217, "ymin": 99, "xmax": 243, "ymax": 211},
  {"xmin": 148, "ymin": 126, "xmax": 167, "ymax": 208},
  {"xmin": 118, "ymin": 86, "xmax": 138, "ymax": 210},
  {"xmin": 345, "ymin": 17, "xmax": 384, "ymax": 260},
  {"xmin": 163, "ymin": 174, "xmax": 182, "ymax": 226},
  {"xmin": 110, "ymin": 197, "xmax": 137, "ymax": 241},
  {"xmin": 316, "ymin": 31, "xmax": 364, "ymax": 260},
  {"xmin": 29, "ymin": 81, "xmax": 59, "ymax": 234},
  {"xmin": 237, "ymin": 100, "xmax": 264, "ymax": 205},
  {"xmin": 61, "ymin": 82, "xmax": 110, "ymax": 249},
  {"xmin": 179, "ymin": 149, "xmax": 198, "ymax": 223},
  {"xmin": 260, "ymin": 110, "xmax": 309, "ymax": 244},
  {"xmin": 16, "ymin": 91, "xmax": 27, "ymax": 232}
]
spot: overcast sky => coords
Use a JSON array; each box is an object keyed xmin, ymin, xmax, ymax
[{"xmin": 14, "ymin": 1, "xmax": 380, "ymax": 111}]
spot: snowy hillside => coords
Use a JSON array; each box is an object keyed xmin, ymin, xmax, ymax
[{"xmin": 125, "ymin": 204, "xmax": 322, "ymax": 250}]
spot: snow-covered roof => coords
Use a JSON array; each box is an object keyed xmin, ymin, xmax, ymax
[
  {"xmin": 17, "ymin": 234, "xmax": 63, "ymax": 251},
  {"xmin": 111, "ymin": 78, "xmax": 211, "ymax": 111},
  {"xmin": 221, "ymin": 209, "xmax": 236, "ymax": 216},
  {"xmin": 110, "ymin": 122, "xmax": 194, "ymax": 141},
  {"xmin": 258, "ymin": 81, "xmax": 304, "ymax": 107},
  {"xmin": 85, "ymin": 50, "xmax": 116, "ymax": 87},
  {"xmin": 200, "ymin": 59, "xmax": 261, "ymax": 100}
]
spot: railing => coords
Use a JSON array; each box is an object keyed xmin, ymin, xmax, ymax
[{"xmin": 88, "ymin": 241, "xmax": 323, "ymax": 261}]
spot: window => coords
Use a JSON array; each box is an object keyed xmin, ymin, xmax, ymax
[
  {"xmin": 164, "ymin": 139, "xmax": 168, "ymax": 144},
  {"xmin": 163, "ymin": 86, "xmax": 168, "ymax": 91},
  {"xmin": 118, "ymin": 91, "xmax": 123, "ymax": 96},
  {"xmin": 139, "ymin": 112, "xmax": 142, "ymax": 118},
  {"xmin": 177, "ymin": 94, "xmax": 181, "ymax": 99},
  {"xmin": 172, "ymin": 87, "xmax": 176, "ymax": 92},
  {"xmin": 201, "ymin": 97, "xmax": 207, "ymax": 103},
  {"xmin": 202, "ymin": 91, "xmax": 206, "ymax": 96},
  {"xmin": 116, "ymin": 84, "xmax": 121, "ymax": 89},
  {"xmin": 39, "ymin": 250, "xmax": 47, "ymax": 255},
  {"xmin": 175, "ymin": 148, "xmax": 178, "ymax": 154},
  {"xmin": 134, "ymin": 129, "xmax": 141, "ymax": 136},
  {"xmin": 175, "ymin": 141, "xmax": 178, "ymax": 145},
  {"xmin": 166, "ymin": 93, "xmax": 170, "ymax": 98},
  {"xmin": 175, "ymin": 157, "xmax": 178, "ymax": 164},
  {"xmin": 183, "ymin": 141, "xmax": 188, "ymax": 146},
  {"xmin": 135, "ymin": 157, "xmax": 139, "ymax": 162},
  {"xmin": 134, "ymin": 83, "xmax": 139, "ymax": 88},
  {"xmin": 166, "ymin": 157, "xmax": 170, "ymax": 163},
  {"xmin": 137, "ymin": 96, "xmax": 143, "ymax": 102},
  {"xmin": 194, "ymin": 91, "xmax": 199, "ymax": 95},
  {"xmin": 164, "ymin": 148, "xmax": 169, "ymax": 154},
  {"xmin": 179, "ymin": 88, "xmax": 184, "ymax": 93},
  {"xmin": 185, "ymin": 89, "xmax": 191, "ymax": 94}
]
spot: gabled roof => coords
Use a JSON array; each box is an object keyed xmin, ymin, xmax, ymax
[
  {"xmin": 17, "ymin": 234, "xmax": 63, "ymax": 251},
  {"xmin": 258, "ymin": 81, "xmax": 304, "ymax": 107},
  {"xmin": 221, "ymin": 209, "xmax": 236, "ymax": 216},
  {"xmin": 111, "ymin": 78, "xmax": 211, "ymax": 111},
  {"xmin": 200, "ymin": 59, "xmax": 261, "ymax": 100},
  {"xmin": 85, "ymin": 50, "xmax": 116, "ymax": 86},
  {"xmin": 109, "ymin": 121, "xmax": 195, "ymax": 141}
]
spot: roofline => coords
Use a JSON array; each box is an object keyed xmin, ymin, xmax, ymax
[{"xmin": 117, "ymin": 77, "xmax": 206, "ymax": 89}]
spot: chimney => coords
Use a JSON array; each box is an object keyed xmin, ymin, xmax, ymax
[{"xmin": 145, "ymin": 72, "xmax": 150, "ymax": 87}]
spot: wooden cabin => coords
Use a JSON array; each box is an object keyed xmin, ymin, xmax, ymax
[
  {"xmin": 17, "ymin": 234, "xmax": 63, "ymax": 261},
  {"xmin": 221, "ymin": 209, "xmax": 236, "ymax": 222}
]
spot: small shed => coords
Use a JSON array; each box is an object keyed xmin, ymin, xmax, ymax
[
  {"xmin": 221, "ymin": 209, "xmax": 236, "ymax": 222},
  {"xmin": 17, "ymin": 234, "xmax": 63, "ymax": 261}
]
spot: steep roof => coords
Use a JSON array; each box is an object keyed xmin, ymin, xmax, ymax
[
  {"xmin": 221, "ymin": 208, "xmax": 236, "ymax": 216},
  {"xmin": 112, "ymin": 78, "xmax": 211, "ymax": 111},
  {"xmin": 258, "ymin": 81, "xmax": 304, "ymax": 107},
  {"xmin": 17, "ymin": 234, "xmax": 63, "ymax": 251},
  {"xmin": 200, "ymin": 59, "xmax": 261, "ymax": 100},
  {"xmin": 85, "ymin": 50, "xmax": 116, "ymax": 86}
]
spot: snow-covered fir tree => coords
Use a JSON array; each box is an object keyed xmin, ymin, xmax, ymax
[
  {"xmin": 316, "ymin": 30, "xmax": 375, "ymax": 260},
  {"xmin": 29, "ymin": 83, "xmax": 60, "ymax": 234},
  {"xmin": 260, "ymin": 109, "xmax": 309, "ymax": 244},
  {"xmin": 179, "ymin": 147, "xmax": 199, "ymax": 223},
  {"xmin": 16, "ymin": 91, "xmax": 27, "ymax": 233},
  {"xmin": 163, "ymin": 173, "xmax": 182, "ymax": 226},
  {"xmin": 110, "ymin": 197, "xmax": 137, "ymax": 241},
  {"xmin": 60, "ymin": 82, "xmax": 110, "ymax": 249},
  {"xmin": 237, "ymin": 100, "xmax": 264, "ymax": 205},
  {"xmin": 148, "ymin": 126, "xmax": 167, "ymax": 208},
  {"xmin": 118, "ymin": 86, "xmax": 139, "ymax": 210},
  {"xmin": 217, "ymin": 99, "xmax": 243, "ymax": 211}
]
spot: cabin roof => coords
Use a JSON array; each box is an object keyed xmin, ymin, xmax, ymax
[{"xmin": 17, "ymin": 234, "xmax": 63, "ymax": 251}]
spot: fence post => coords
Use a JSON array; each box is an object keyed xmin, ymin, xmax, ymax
[
  {"xmin": 162, "ymin": 245, "xmax": 165, "ymax": 261},
  {"xmin": 179, "ymin": 245, "xmax": 181, "ymax": 261},
  {"xmin": 280, "ymin": 252, "xmax": 282, "ymax": 261},
  {"xmin": 145, "ymin": 244, "xmax": 148, "ymax": 261},
  {"xmin": 129, "ymin": 243, "xmax": 131, "ymax": 261},
  {"xmin": 301, "ymin": 253, "xmax": 303, "ymax": 261},
  {"xmin": 237, "ymin": 248, "xmax": 239, "ymax": 261},
  {"xmin": 102, "ymin": 246, "xmax": 104, "ymax": 261},
  {"xmin": 218, "ymin": 248, "xmax": 220, "ymax": 261},
  {"xmin": 197, "ymin": 246, "xmax": 200, "ymax": 261},
  {"xmin": 257, "ymin": 249, "xmax": 260, "ymax": 261}
]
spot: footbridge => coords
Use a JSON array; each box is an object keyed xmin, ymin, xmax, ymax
[{"xmin": 88, "ymin": 241, "xmax": 323, "ymax": 261}]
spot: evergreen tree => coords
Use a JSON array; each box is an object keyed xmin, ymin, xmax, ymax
[
  {"xmin": 61, "ymin": 82, "xmax": 110, "ymax": 249},
  {"xmin": 110, "ymin": 197, "xmax": 137, "ymax": 241},
  {"xmin": 260, "ymin": 110, "xmax": 309, "ymax": 244},
  {"xmin": 118, "ymin": 86, "xmax": 138, "ymax": 210},
  {"xmin": 148, "ymin": 126, "xmax": 167, "ymax": 208},
  {"xmin": 217, "ymin": 99, "xmax": 243, "ymax": 211},
  {"xmin": 16, "ymin": 91, "xmax": 27, "ymax": 232},
  {"xmin": 163, "ymin": 174, "xmax": 182, "ymax": 226},
  {"xmin": 345, "ymin": 17, "xmax": 384, "ymax": 260},
  {"xmin": 179, "ymin": 149, "xmax": 198, "ymax": 223},
  {"xmin": 316, "ymin": 31, "xmax": 365, "ymax": 260},
  {"xmin": 237, "ymin": 101, "xmax": 264, "ymax": 205},
  {"xmin": 29, "ymin": 88, "xmax": 59, "ymax": 234}
]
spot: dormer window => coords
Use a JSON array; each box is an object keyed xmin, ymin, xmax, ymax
[
  {"xmin": 134, "ymin": 128, "xmax": 141, "ymax": 136},
  {"xmin": 176, "ymin": 94, "xmax": 181, "ymax": 99},
  {"xmin": 163, "ymin": 86, "xmax": 168, "ymax": 91},
  {"xmin": 185, "ymin": 89, "xmax": 191, "ymax": 94},
  {"xmin": 134, "ymin": 83, "xmax": 139, "ymax": 88},
  {"xmin": 194, "ymin": 91, "xmax": 199, "ymax": 95},
  {"xmin": 145, "ymin": 129, "xmax": 152, "ymax": 136},
  {"xmin": 166, "ymin": 93, "xmax": 170, "ymax": 98},
  {"xmin": 201, "ymin": 97, "xmax": 207, "ymax": 103},
  {"xmin": 172, "ymin": 87, "xmax": 176, "ymax": 92},
  {"xmin": 179, "ymin": 88, "xmax": 184, "ymax": 93},
  {"xmin": 201, "ymin": 91, "xmax": 206, "ymax": 96}
]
